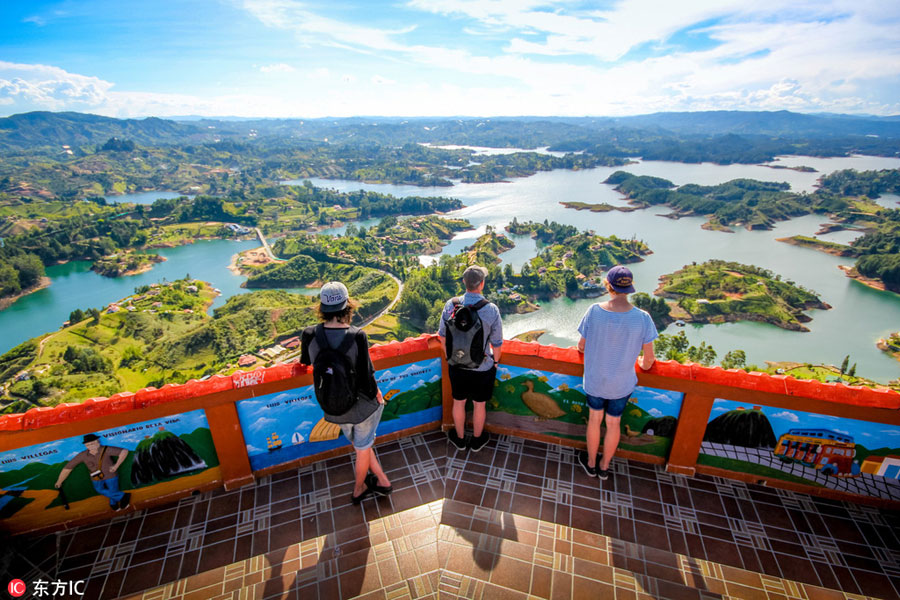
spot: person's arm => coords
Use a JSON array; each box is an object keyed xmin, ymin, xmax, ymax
[
  {"xmin": 299, "ymin": 328, "xmax": 313, "ymax": 366},
  {"xmin": 639, "ymin": 342, "xmax": 656, "ymax": 370},
  {"xmin": 110, "ymin": 448, "xmax": 128, "ymax": 474},
  {"xmin": 577, "ymin": 336, "xmax": 586, "ymax": 353},
  {"xmin": 489, "ymin": 306, "xmax": 503, "ymax": 364},
  {"xmin": 55, "ymin": 467, "xmax": 73, "ymax": 489},
  {"xmin": 437, "ymin": 300, "xmax": 450, "ymax": 358}
]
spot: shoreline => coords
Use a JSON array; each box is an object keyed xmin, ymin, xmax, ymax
[
  {"xmin": 776, "ymin": 236, "xmax": 856, "ymax": 257},
  {"xmin": 0, "ymin": 277, "xmax": 52, "ymax": 311},
  {"xmin": 838, "ymin": 265, "xmax": 890, "ymax": 293}
]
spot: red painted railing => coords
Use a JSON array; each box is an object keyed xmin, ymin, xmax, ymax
[{"xmin": 1, "ymin": 335, "xmax": 899, "ymax": 535}]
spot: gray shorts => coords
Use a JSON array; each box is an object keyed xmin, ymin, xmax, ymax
[{"xmin": 339, "ymin": 403, "xmax": 384, "ymax": 450}]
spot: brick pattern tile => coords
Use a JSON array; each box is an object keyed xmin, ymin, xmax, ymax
[{"xmin": 6, "ymin": 431, "xmax": 899, "ymax": 600}]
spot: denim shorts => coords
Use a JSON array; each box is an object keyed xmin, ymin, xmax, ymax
[
  {"xmin": 340, "ymin": 403, "xmax": 384, "ymax": 450},
  {"xmin": 585, "ymin": 394, "xmax": 630, "ymax": 417}
]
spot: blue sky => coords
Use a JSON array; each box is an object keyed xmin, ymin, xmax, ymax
[{"xmin": 1, "ymin": 1, "xmax": 899, "ymax": 117}]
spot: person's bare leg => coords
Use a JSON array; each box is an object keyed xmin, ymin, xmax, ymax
[
  {"xmin": 472, "ymin": 401, "xmax": 487, "ymax": 437},
  {"xmin": 452, "ymin": 398, "xmax": 467, "ymax": 438},
  {"xmin": 367, "ymin": 447, "xmax": 391, "ymax": 487},
  {"xmin": 586, "ymin": 408, "xmax": 604, "ymax": 468},
  {"xmin": 599, "ymin": 415, "xmax": 621, "ymax": 470},
  {"xmin": 353, "ymin": 448, "xmax": 371, "ymax": 496}
]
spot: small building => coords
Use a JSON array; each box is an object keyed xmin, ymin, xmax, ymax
[
  {"xmin": 186, "ymin": 285, "xmax": 199, "ymax": 293},
  {"xmin": 697, "ymin": 299, "xmax": 711, "ymax": 304},
  {"xmin": 238, "ymin": 355, "xmax": 256, "ymax": 367},
  {"xmin": 281, "ymin": 336, "xmax": 300, "ymax": 349},
  {"xmin": 861, "ymin": 455, "xmax": 900, "ymax": 478}
]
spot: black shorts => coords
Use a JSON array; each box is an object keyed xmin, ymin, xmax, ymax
[{"xmin": 448, "ymin": 365, "xmax": 496, "ymax": 403}]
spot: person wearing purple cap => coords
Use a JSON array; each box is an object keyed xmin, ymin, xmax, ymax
[{"xmin": 576, "ymin": 265, "xmax": 657, "ymax": 481}]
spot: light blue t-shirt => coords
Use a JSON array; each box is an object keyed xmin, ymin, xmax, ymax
[
  {"xmin": 438, "ymin": 292, "xmax": 503, "ymax": 371},
  {"xmin": 578, "ymin": 304, "xmax": 658, "ymax": 399}
]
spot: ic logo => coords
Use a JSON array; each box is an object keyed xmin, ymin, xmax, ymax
[{"xmin": 8, "ymin": 579, "xmax": 26, "ymax": 597}]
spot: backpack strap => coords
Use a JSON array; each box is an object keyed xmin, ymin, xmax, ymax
[
  {"xmin": 336, "ymin": 326, "xmax": 359, "ymax": 355},
  {"xmin": 315, "ymin": 324, "xmax": 358, "ymax": 355},
  {"xmin": 470, "ymin": 299, "xmax": 489, "ymax": 311}
]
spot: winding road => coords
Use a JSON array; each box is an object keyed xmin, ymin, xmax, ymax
[
  {"xmin": 255, "ymin": 228, "xmax": 285, "ymax": 262},
  {"xmin": 359, "ymin": 270, "xmax": 404, "ymax": 327}
]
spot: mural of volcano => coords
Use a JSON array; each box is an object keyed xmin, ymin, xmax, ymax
[
  {"xmin": 704, "ymin": 408, "xmax": 776, "ymax": 448},
  {"xmin": 130, "ymin": 430, "xmax": 207, "ymax": 486}
]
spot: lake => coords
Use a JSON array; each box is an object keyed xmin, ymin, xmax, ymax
[
  {"xmin": 4, "ymin": 155, "xmax": 899, "ymax": 383},
  {"xmin": 293, "ymin": 155, "xmax": 900, "ymax": 383},
  {"xmin": 104, "ymin": 191, "xmax": 191, "ymax": 205}
]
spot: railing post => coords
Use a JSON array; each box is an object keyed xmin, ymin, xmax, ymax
[
  {"xmin": 435, "ymin": 340, "xmax": 453, "ymax": 432},
  {"xmin": 665, "ymin": 393, "xmax": 715, "ymax": 476},
  {"xmin": 204, "ymin": 403, "xmax": 255, "ymax": 489}
]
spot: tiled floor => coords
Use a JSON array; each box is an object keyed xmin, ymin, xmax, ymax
[{"xmin": 3, "ymin": 430, "xmax": 900, "ymax": 599}]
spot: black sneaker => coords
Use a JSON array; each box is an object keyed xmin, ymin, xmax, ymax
[
  {"xmin": 469, "ymin": 433, "xmax": 489, "ymax": 453},
  {"xmin": 577, "ymin": 451, "xmax": 597, "ymax": 477},
  {"xmin": 447, "ymin": 429, "xmax": 467, "ymax": 451},
  {"xmin": 115, "ymin": 492, "xmax": 131, "ymax": 511},
  {"xmin": 597, "ymin": 468, "xmax": 610, "ymax": 481}
]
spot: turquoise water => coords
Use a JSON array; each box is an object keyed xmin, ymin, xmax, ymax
[
  {"xmin": 0, "ymin": 240, "xmax": 258, "ymax": 351},
  {"xmin": 5, "ymin": 156, "xmax": 900, "ymax": 382},
  {"xmin": 289, "ymin": 156, "xmax": 900, "ymax": 383},
  {"xmin": 104, "ymin": 191, "xmax": 190, "ymax": 205}
]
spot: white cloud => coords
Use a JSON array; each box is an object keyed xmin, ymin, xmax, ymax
[
  {"xmin": 648, "ymin": 408, "xmax": 663, "ymax": 417},
  {"xmin": 772, "ymin": 411, "xmax": 800, "ymax": 423},
  {"xmin": 713, "ymin": 407, "xmax": 728, "ymax": 412},
  {"xmin": 5, "ymin": 2, "xmax": 900, "ymax": 117},
  {"xmin": 260, "ymin": 63, "xmax": 296, "ymax": 73}
]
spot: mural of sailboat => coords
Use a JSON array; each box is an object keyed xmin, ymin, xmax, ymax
[
  {"xmin": 266, "ymin": 433, "xmax": 283, "ymax": 451},
  {"xmin": 291, "ymin": 432, "xmax": 306, "ymax": 445}
]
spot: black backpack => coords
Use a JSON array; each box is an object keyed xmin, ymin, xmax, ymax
[
  {"xmin": 312, "ymin": 325, "xmax": 360, "ymax": 416},
  {"xmin": 444, "ymin": 297, "xmax": 489, "ymax": 369}
]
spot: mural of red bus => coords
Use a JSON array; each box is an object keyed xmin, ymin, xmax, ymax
[{"xmin": 774, "ymin": 428, "xmax": 860, "ymax": 477}]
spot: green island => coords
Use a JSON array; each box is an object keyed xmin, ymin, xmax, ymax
[
  {"xmin": 770, "ymin": 170, "xmax": 900, "ymax": 293},
  {"xmin": 558, "ymin": 201, "xmax": 636, "ymax": 213},
  {"xmin": 91, "ymin": 251, "xmax": 166, "ymax": 277},
  {"xmin": 774, "ymin": 235, "xmax": 859, "ymax": 257},
  {"xmin": 506, "ymin": 219, "xmax": 650, "ymax": 300},
  {"xmin": 877, "ymin": 333, "xmax": 900, "ymax": 364},
  {"xmin": 590, "ymin": 170, "xmax": 886, "ymax": 233},
  {"xmin": 654, "ymin": 260, "xmax": 830, "ymax": 331}
]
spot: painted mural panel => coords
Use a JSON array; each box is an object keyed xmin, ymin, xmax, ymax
[
  {"xmin": 698, "ymin": 399, "xmax": 900, "ymax": 500},
  {"xmin": 237, "ymin": 358, "xmax": 442, "ymax": 471},
  {"xmin": 490, "ymin": 365, "xmax": 684, "ymax": 457},
  {"xmin": 0, "ymin": 409, "xmax": 219, "ymax": 532}
]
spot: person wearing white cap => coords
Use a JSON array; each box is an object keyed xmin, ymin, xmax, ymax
[{"xmin": 300, "ymin": 282, "xmax": 392, "ymax": 504}]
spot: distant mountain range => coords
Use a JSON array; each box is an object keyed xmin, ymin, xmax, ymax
[{"xmin": 2, "ymin": 110, "xmax": 900, "ymax": 151}]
